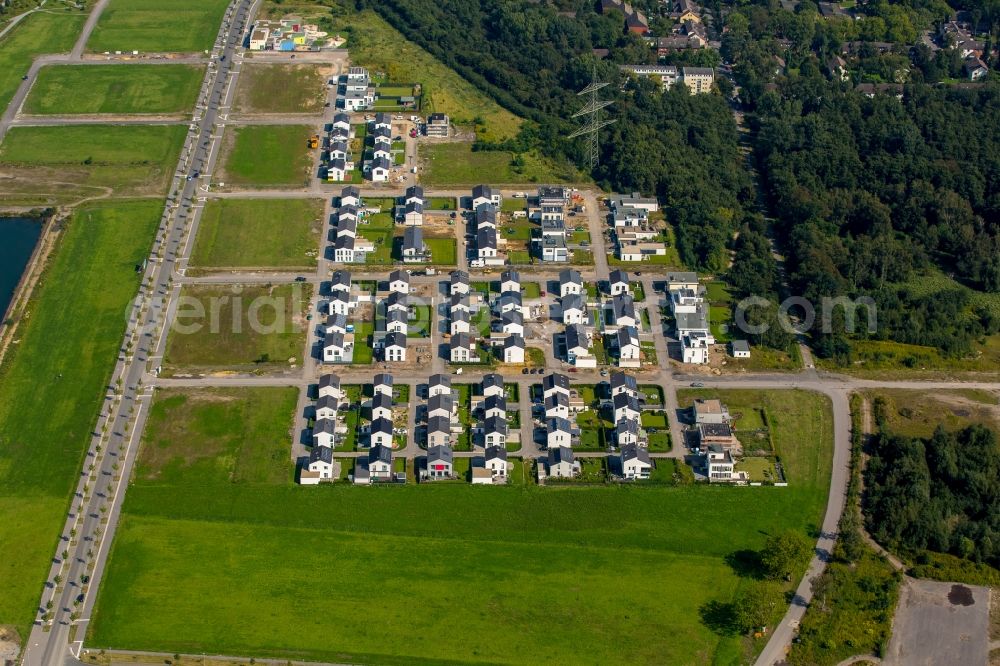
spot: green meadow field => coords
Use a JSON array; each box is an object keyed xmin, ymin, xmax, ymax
[
  {"xmin": 25, "ymin": 64, "xmax": 204, "ymax": 115},
  {"xmin": 87, "ymin": 0, "xmax": 231, "ymax": 53},
  {"xmin": 88, "ymin": 388, "xmax": 833, "ymax": 664}
]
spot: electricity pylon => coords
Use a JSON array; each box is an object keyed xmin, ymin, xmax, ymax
[{"xmin": 568, "ymin": 65, "xmax": 616, "ymax": 168}]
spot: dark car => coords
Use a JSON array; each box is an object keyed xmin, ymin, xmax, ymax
[{"xmin": 294, "ymin": 276, "xmax": 307, "ymax": 282}]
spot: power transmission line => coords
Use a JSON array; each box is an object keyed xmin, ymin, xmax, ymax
[{"xmin": 568, "ymin": 64, "xmax": 616, "ymax": 168}]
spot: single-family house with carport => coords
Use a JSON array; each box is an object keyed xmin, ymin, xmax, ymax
[
  {"xmin": 484, "ymin": 445, "xmax": 508, "ymax": 478},
  {"xmin": 368, "ymin": 444, "xmax": 394, "ymax": 481},
  {"xmin": 303, "ymin": 446, "xmax": 334, "ymax": 483}
]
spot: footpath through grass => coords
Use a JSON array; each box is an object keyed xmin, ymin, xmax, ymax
[
  {"xmin": 88, "ymin": 385, "xmax": 834, "ymax": 664},
  {"xmin": 0, "ymin": 200, "xmax": 161, "ymax": 639},
  {"xmin": 0, "ymin": 9, "xmax": 86, "ymax": 114},
  {"xmin": 25, "ymin": 64, "xmax": 204, "ymax": 115},
  {"xmin": 190, "ymin": 198, "xmax": 324, "ymax": 269},
  {"xmin": 87, "ymin": 0, "xmax": 231, "ymax": 53}
]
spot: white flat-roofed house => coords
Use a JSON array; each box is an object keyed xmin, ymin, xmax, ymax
[
  {"xmin": 681, "ymin": 331, "xmax": 710, "ymax": 364},
  {"xmin": 706, "ymin": 445, "xmax": 735, "ymax": 482}
]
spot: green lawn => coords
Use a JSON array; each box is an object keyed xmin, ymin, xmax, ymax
[
  {"xmin": 190, "ymin": 198, "xmax": 323, "ymax": 269},
  {"xmin": 522, "ymin": 282, "xmax": 541, "ymax": 298},
  {"xmin": 0, "ymin": 200, "xmax": 161, "ymax": 638},
  {"xmin": 0, "ymin": 9, "xmax": 86, "ymax": 115},
  {"xmin": 89, "ymin": 430, "xmax": 833, "ymax": 665},
  {"xmin": 219, "ymin": 125, "xmax": 314, "ymax": 189},
  {"xmin": 421, "ymin": 142, "xmax": 587, "ymax": 186},
  {"xmin": 425, "ymin": 197, "xmax": 456, "ymax": 210},
  {"xmin": 136, "ymin": 388, "xmax": 298, "ymax": 485},
  {"xmin": 861, "ymin": 389, "xmax": 999, "ymax": 438},
  {"xmin": 425, "ymin": 237, "xmax": 457, "ymax": 265},
  {"xmin": 351, "ymin": 320, "xmax": 374, "ymax": 364},
  {"xmin": 25, "ymin": 64, "xmax": 204, "ymax": 115},
  {"xmin": 234, "ymin": 63, "xmax": 328, "ymax": 114},
  {"xmin": 163, "ymin": 284, "xmax": 310, "ymax": 373},
  {"xmin": 0, "ymin": 124, "xmax": 187, "ymax": 204},
  {"xmin": 87, "ymin": 0, "xmax": 231, "ymax": 53}
]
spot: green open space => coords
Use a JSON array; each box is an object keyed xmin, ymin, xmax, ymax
[
  {"xmin": 89, "ymin": 380, "xmax": 833, "ymax": 662},
  {"xmin": 815, "ymin": 336, "xmax": 1000, "ymax": 378},
  {"xmin": 218, "ymin": 125, "xmax": 313, "ymax": 189},
  {"xmin": 87, "ymin": 0, "xmax": 231, "ymax": 53},
  {"xmin": 190, "ymin": 198, "xmax": 323, "ymax": 270},
  {"xmin": 163, "ymin": 283, "xmax": 310, "ymax": 373},
  {"xmin": 0, "ymin": 9, "xmax": 86, "ymax": 114},
  {"xmin": 861, "ymin": 388, "xmax": 999, "ymax": 439},
  {"xmin": 0, "ymin": 124, "xmax": 187, "ymax": 205},
  {"xmin": 425, "ymin": 197, "xmax": 456, "ymax": 210},
  {"xmin": 233, "ymin": 63, "xmax": 329, "ymax": 114},
  {"xmin": 137, "ymin": 388, "xmax": 298, "ymax": 485},
  {"xmin": 424, "ymin": 237, "xmax": 457, "ymax": 265},
  {"xmin": 25, "ymin": 64, "xmax": 204, "ymax": 115},
  {"xmin": 421, "ymin": 142, "xmax": 587, "ymax": 187},
  {"xmin": 350, "ymin": 320, "xmax": 374, "ymax": 365},
  {"xmin": 0, "ymin": 200, "xmax": 161, "ymax": 638}
]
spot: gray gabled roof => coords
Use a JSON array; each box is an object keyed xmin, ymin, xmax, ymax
[
  {"xmin": 331, "ymin": 269, "xmax": 351, "ymax": 287},
  {"xmin": 406, "ymin": 184, "xmax": 424, "ymax": 199},
  {"xmin": 609, "ymin": 268, "xmax": 629, "ymax": 285},
  {"xmin": 484, "ymin": 444, "xmax": 507, "ymax": 462},
  {"xmin": 610, "ymin": 371, "xmax": 637, "ymax": 392},
  {"xmin": 385, "ymin": 291, "xmax": 408, "ymax": 309},
  {"xmin": 482, "ymin": 373, "xmax": 504, "ymax": 391},
  {"xmin": 334, "ymin": 235, "xmax": 355, "ymax": 250},
  {"xmin": 451, "ymin": 309, "xmax": 470, "ymax": 324},
  {"xmin": 371, "ymin": 392, "xmax": 393, "ymax": 411},
  {"xmin": 559, "ymin": 268, "xmax": 582, "ymax": 286},
  {"xmin": 731, "ymin": 339, "xmax": 750, "ymax": 352},
  {"xmin": 428, "ymin": 392, "xmax": 454, "ymax": 414},
  {"xmin": 548, "ymin": 445, "xmax": 575, "ymax": 464},
  {"xmin": 505, "ymin": 334, "xmax": 525, "ymax": 349},
  {"xmin": 314, "ymin": 419, "xmax": 337, "ymax": 435},
  {"xmin": 611, "ymin": 293, "xmax": 637, "ymax": 321},
  {"xmin": 427, "ymin": 415, "xmax": 451, "ymax": 435},
  {"xmin": 374, "ymin": 372, "xmax": 393, "ymax": 387},
  {"xmin": 482, "ymin": 395, "xmax": 506, "ymax": 413},
  {"xmin": 324, "ymin": 330, "xmax": 345, "ymax": 349},
  {"xmin": 498, "ymin": 291, "xmax": 522, "ymax": 308},
  {"xmin": 450, "ymin": 293, "xmax": 470, "ymax": 310},
  {"xmin": 451, "ymin": 269, "xmax": 469, "ymax": 285},
  {"xmin": 501, "ymin": 269, "xmax": 520, "ymax": 284},
  {"xmin": 386, "ymin": 308, "xmax": 408, "ymax": 324},
  {"xmin": 371, "ymin": 417, "xmax": 394, "ymax": 436},
  {"xmin": 403, "ymin": 226, "xmax": 423, "ymax": 251},
  {"xmin": 427, "ymin": 444, "xmax": 454, "ymax": 464},
  {"xmin": 429, "ymin": 373, "xmax": 451, "ymax": 389},
  {"xmin": 477, "ymin": 227, "xmax": 497, "ymax": 249},
  {"xmin": 543, "ymin": 372, "xmax": 570, "ymax": 393},
  {"xmin": 472, "ymin": 184, "xmax": 495, "ymax": 200},
  {"xmin": 617, "ymin": 325, "xmax": 639, "ymax": 347},
  {"xmin": 613, "ymin": 392, "xmax": 640, "ymax": 412},
  {"xmin": 616, "ymin": 417, "xmax": 640, "ymax": 435},
  {"xmin": 372, "ymin": 156, "xmax": 392, "ymax": 171},
  {"xmin": 405, "ymin": 200, "xmax": 423, "ymax": 215},
  {"xmin": 339, "ymin": 185, "xmax": 359, "ymax": 199},
  {"xmin": 483, "ymin": 415, "xmax": 507, "ymax": 436},
  {"xmin": 546, "ymin": 416, "xmax": 573, "ymax": 434},
  {"xmin": 318, "ymin": 373, "xmax": 341, "ymax": 391},
  {"xmin": 384, "ymin": 331, "xmax": 407, "ymax": 350},
  {"xmin": 564, "ymin": 324, "xmax": 588, "ymax": 351},
  {"xmin": 451, "ymin": 332, "xmax": 474, "ymax": 350},
  {"xmin": 501, "ymin": 309, "xmax": 523, "ymax": 326},
  {"xmin": 621, "ymin": 443, "xmax": 650, "ymax": 463},
  {"xmin": 316, "ymin": 394, "xmax": 341, "ymax": 412},
  {"xmin": 476, "ymin": 207, "xmax": 497, "ymax": 226},
  {"xmin": 310, "ymin": 446, "xmax": 334, "ymax": 464},
  {"xmin": 545, "ymin": 392, "xmax": 569, "ymax": 411},
  {"xmin": 561, "ymin": 293, "xmax": 584, "ymax": 312},
  {"xmin": 369, "ymin": 443, "xmax": 393, "ymax": 464},
  {"xmin": 389, "ymin": 268, "xmax": 409, "ymax": 284}
]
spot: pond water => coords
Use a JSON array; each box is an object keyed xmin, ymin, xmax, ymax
[{"xmin": 0, "ymin": 217, "xmax": 43, "ymax": 319}]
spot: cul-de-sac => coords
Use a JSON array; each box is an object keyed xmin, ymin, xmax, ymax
[{"xmin": 0, "ymin": 0, "xmax": 997, "ymax": 665}]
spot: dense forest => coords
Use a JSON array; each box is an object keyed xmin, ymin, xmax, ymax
[
  {"xmin": 864, "ymin": 423, "xmax": 1000, "ymax": 568},
  {"xmin": 356, "ymin": 0, "xmax": 754, "ymax": 272}
]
